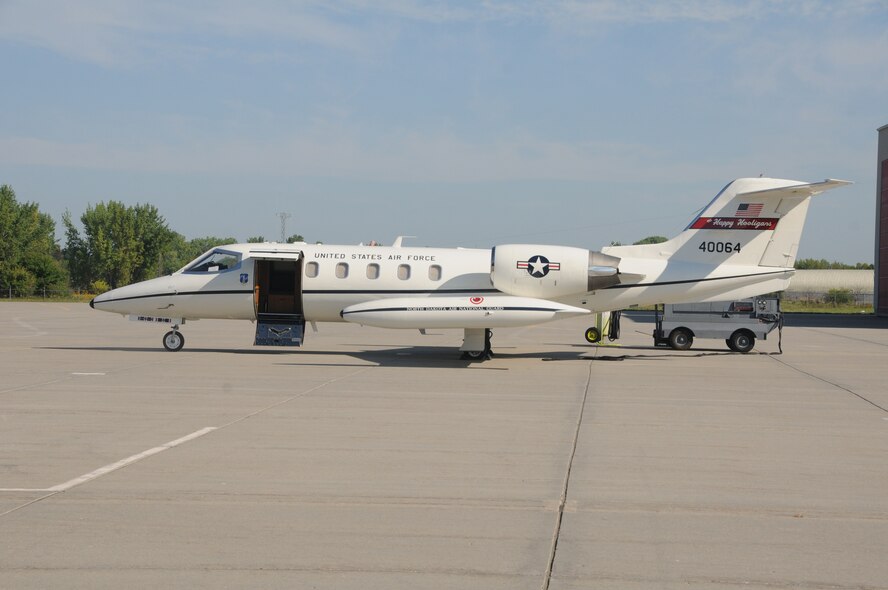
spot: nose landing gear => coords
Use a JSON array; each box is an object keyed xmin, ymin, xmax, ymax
[{"xmin": 163, "ymin": 326, "xmax": 185, "ymax": 352}]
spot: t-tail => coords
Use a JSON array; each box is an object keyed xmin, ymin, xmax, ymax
[{"xmin": 602, "ymin": 177, "xmax": 852, "ymax": 304}]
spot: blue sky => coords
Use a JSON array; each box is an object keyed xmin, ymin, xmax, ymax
[{"xmin": 1, "ymin": 0, "xmax": 886, "ymax": 262}]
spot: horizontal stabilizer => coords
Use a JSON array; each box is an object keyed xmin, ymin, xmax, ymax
[{"xmin": 738, "ymin": 178, "xmax": 852, "ymax": 200}]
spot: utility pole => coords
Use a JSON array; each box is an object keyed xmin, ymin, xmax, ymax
[{"xmin": 277, "ymin": 212, "xmax": 291, "ymax": 243}]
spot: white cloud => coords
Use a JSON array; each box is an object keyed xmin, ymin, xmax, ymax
[
  {"xmin": 0, "ymin": 1, "xmax": 143, "ymax": 66},
  {"xmin": 360, "ymin": 0, "xmax": 886, "ymax": 25},
  {"xmin": 541, "ymin": 0, "xmax": 883, "ymax": 24},
  {"xmin": 11, "ymin": 88, "xmax": 869, "ymax": 188},
  {"xmin": 730, "ymin": 27, "xmax": 888, "ymax": 98},
  {"xmin": 2, "ymin": 0, "xmax": 884, "ymax": 66},
  {"xmin": 0, "ymin": 0, "xmax": 371, "ymax": 66},
  {"xmin": 0, "ymin": 131, "xmax": 691, "ymax": 184}
]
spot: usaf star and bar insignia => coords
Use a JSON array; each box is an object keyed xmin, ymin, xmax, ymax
[{"xmin": 517, "ymin": 255, "xmax": 561, "ymax": 278}]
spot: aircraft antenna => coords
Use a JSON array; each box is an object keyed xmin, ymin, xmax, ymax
[{"xmin": 277, "ymin": 212, "xmax": 292, "ymax": 243}]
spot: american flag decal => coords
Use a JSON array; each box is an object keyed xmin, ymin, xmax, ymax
[{"xmin": 735, "ymin": 203, "xmax": 764, "ymax": 217}]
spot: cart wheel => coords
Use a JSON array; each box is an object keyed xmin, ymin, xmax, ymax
[
  {"xmin": 668, "ymin": 328, "xmax": 693, "ymax": 350},
  {"xmin": 584, "ymin": 327, "xmax": 602, "ymax": 343},
  {"xmin": 728, "ymin": 330, "xmax": 754, "ymax": 353}
]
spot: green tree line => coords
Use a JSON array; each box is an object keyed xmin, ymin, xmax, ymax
[
  {"xmin": 793, "ymin": 258, "xmax": 874, "ymax": 270},
  {"xmin": 1, "ymin": 184, "xmax": 305, "ymax": 296},
  {"xmin": 0, "ymin": 185, "xmax": 68, "ymax": 294}
]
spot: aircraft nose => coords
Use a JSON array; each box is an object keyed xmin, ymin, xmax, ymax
[{"xmin": 89, "ymin": 298, "xmax": 95, "ymax": 309}]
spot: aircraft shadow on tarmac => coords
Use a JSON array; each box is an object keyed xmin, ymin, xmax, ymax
[
  {"xmin": 557, "ymin": 343, "xmax": 775, "ymax": 362},
  {"xmin": 36, "ymin": 344, "xmax": 543, "ymax": 369},
  {"xmin": 37, "ymin": 343, "xmax": 754, "ymax": 368}
]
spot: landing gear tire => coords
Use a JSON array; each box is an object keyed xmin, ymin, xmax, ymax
[
  {"xmin": 728, "ymin": 330, "xmax": 755, "ymax": 353},
  {"xmin": 668, "ymin": 328, "xmax": 693, "ymax": 351},
  {"xmin": 584, "ymin": 327, "xmax": 602, "ymax": 343},
  {"xmin": 163, "ymin": 330, "xmax": 185, "ymax": 352},
  {"xmin": 461, "ymin": 330, "xmax": 493, "ymax": 361}
]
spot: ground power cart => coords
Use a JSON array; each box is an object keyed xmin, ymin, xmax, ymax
[{"xmin": 653, "ymin": 296, "xmax": 781, "ymax": 353}]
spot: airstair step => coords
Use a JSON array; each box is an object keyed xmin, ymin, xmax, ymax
[{"xmin": 255, "ymin": 314, "xmax": 305, "ymax": 346}]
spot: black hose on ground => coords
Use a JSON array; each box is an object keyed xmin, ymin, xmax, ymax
[{"xmin": 608, "ymin": 310, "xmax": 622, "ymax": 341}]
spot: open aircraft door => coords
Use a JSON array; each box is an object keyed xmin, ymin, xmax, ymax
[{"xmin": 250, "ymin": 250, "xmax": 305, "ymax": 346}]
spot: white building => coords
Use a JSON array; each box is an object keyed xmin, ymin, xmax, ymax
[
  {"xmin": 785, "ymin": 270, "xmax": 873, "ymax": 304},
  {"xmin": 878, "ymin": 124, "xmax": 888, "ymax": 316}
]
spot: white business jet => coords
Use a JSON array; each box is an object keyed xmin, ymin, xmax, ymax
[{"xmin": 91, "ymin": 177, "xmax": 850, "ymax": 359}]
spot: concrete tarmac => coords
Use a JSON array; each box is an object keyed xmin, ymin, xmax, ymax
[{"xmin": 1, "ymin": 303, "xmax": 887, "ymax": 589}]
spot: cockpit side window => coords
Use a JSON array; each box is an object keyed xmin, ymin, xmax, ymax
[{"xmin": 184, "ymin": 249, "xmax": 242, "ymax": 274}]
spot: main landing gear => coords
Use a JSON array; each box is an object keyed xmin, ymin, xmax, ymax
[
  {"xmin": 162, "ymin": 326, "xmax": 185, "ymax": 352},
  {"xmin": 460, "ymin": 328, "xmax": 494, "ymax": 361},
  {"xmin": 584, "ymin": 326, "xmax": 602, "ymax": 344}
]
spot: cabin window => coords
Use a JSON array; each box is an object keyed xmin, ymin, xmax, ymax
[
  {"xmin": 397, "ymin": 264, "xmax": 411, "ymax": 280},
  {"xmin": 335, "ymin": 262, "xmax": 349, "ymax": 279},
  {"xmin": 428, "ymin": 264, "xmax": 442, "ymax": 281},
  {"xmin": 184, "ymin": 249, "xmax": 241, "ymax": 274},
  {"xmin": 305, "ymin": 262, "xmax": 319, "ymax": 278},
  {"xmin": 366, "ymin": 263, "xmax": 380, "ymax": 279}
]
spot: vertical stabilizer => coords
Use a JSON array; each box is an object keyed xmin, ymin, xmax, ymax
[{"xmin": 612, "ymin": 178, "xmax": 851, "ymax": 268}]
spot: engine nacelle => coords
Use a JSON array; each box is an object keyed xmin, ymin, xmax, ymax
[{"xmin": 490, "ymin": 244, "xmax": 622, "ymax": 299}]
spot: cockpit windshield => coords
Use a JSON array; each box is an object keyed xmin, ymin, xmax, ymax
[{"xmin": 183, "ymin": 249, "xmax": 241, "ymax": 274}]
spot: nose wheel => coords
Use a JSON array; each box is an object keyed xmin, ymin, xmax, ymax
[{"xmin": 163, "ymin": 327, "xmax": 185, "ymax": 352}]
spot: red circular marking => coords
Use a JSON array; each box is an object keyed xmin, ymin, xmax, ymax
[{"xmin": 469, "ymin": 296, "xmax": 484, "ymax": 305}]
